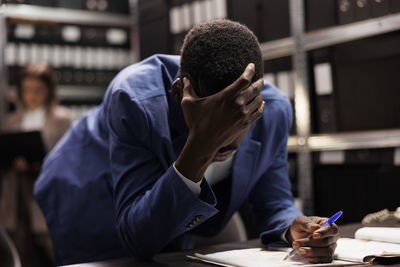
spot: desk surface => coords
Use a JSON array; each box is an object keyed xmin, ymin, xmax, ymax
[{"xmin": 62, "ymin": 223, "xmax": 400, "ymax": 267}]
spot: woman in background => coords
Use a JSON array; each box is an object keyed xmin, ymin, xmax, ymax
[
  {"xmin": 0, "ymin": 63, "xmax": 72, "ymax": 267},
  {"xmin": 4, "ymin": 62, "xmax": 71, "ymax": 151}
]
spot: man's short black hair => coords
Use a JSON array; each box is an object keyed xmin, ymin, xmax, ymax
[{"xmin": 180, "ymin": 19, "xmax": 263, "ymax": 97}]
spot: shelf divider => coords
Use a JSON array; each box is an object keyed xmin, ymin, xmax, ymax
[
  {"xmin": 260, "ymin": 13, "xmax": 400, "ymax": 61},
  {"xmin": 2, "ymin": 4, "xmax": 131, "ymax": 26}
]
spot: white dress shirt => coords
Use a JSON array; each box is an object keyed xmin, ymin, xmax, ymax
[
  {"xmin": 173, "ymin": 152, "xmax": 235, "ymax": 196},
  {"xmin": 21, "ymin": 107, "xmax": 46, "ymax": 131}
]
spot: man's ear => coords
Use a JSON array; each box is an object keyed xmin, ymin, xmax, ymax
[{"xmin": 172, "ymin": 78, "xmax": 184, "ymax": 104}]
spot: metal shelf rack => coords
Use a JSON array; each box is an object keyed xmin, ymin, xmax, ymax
[
  {"xmin": 308, "ymin": 129, "xmax": 400, "ymax": 152},
  {"xmin": 1, "ymin": 4, "xmax": 131, "ymax": 26},
  {"xmin": 261, "ymin": 12, "xmax": 400, "ymax": 61},
  {"xmin": 264, "ymin": 0, "xmax": 400, "ymax": 214},
  {"xmin": 288, "ymin": 129, "xmax": 400, "ymax": 153},
  {"xmin": 0, "ymin": 2, "xmax": 139, "ymax": 127}
]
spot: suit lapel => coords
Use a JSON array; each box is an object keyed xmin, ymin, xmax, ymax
[{"xmin": 229, "ymin": 137, "xmax": 261, "ymax": 213}]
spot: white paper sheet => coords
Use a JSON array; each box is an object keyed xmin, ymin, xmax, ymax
[
  {"xmin": 192, "ymin": 248, "xmax": 359, "ymax": 267},
  {"xmin": 355, "ymin": 227, "xmax": 400, "ymax": 244},
  {"xmin": 335, "ymin": 238, "xmax": 400, "ymax": 263}
]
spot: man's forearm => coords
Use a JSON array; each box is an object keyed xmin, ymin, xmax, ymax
[{"xmin": 174, "ymin": 133, "xmax": 218, "ymax": 183}]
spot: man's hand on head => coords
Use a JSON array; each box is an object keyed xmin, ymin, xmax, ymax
[
  {"xmin": 174, "ymin": 63, "xmax": 265, "ymax": 182},
  {"xmin": 180, "ymin": 63, "xmax": 265, "ymax": 151},
  {"xmin": 286, "ymin": 216, "xmax": 339, "ymax": 264}
]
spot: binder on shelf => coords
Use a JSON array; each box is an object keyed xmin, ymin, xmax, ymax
[
  {"xmin": 17, "ymin": 43, "xmax": 29, "ymax": 67},
  {"xmin": 192, "ymin": 0, "xmax": 204, "ymax": 25},
  {"xmin": 371, "ymin": 0, "xmax": 389, "ymax": 17},
  {"xmin": 81, "ymin": 26, "xmax": 107, "ymax": 46},
  {"xmin": 319, "ymin": 150, "xmax": 345, "ymax": 165},
  {"xmin": 214, "ymin": 0, "xmax": 227, "ymax": 19},
  {"xmin": 140, "ymin": 17, "xmax": 170, "ymax": 59},
  {"xmin": 345, "ymin": 148, "xmax": 394, "ymax": 165},
  {"xmin": 83, "ymin": 0, "xmax": 110, "ymax": 12},
  {"xmin": 313, "ymin": 62, "xmax": 337, "ymax": 133},
  {"xmin": 30, "ymin": 43, "xmax": 40, "ymax": 63},
  {"xmin": 261, "ymin": 0, "xmax": 290, "ymax": 42},
  {"xmin": 310, "ymin": 47, "xmax": 338, "ymax": 134},
  {"xmin": 13, "ymin": 24, "xmax": 35, "ymax": 41},
  {"xmin": 263, "ymin": 57, "xmax": 296, "ymax": 134},
  {"xmin": 394, "ymin": 148, "xmax": 400, "ymax": 166},
  {"xmin": 314, "ymin": 150, "xmax": 400, "ymax": 224},
  {"xmin": 109, "ymin": 0, "xmax": 130, "ymax": 14},
  {"xmin": 203, "ymin": 0, "xmax": 215, "ymax": 22},
  {"xmin": 139, "ymin": 0, "xmax": 168, "ymax": 22},
  {"xmin": 314, "ymin": 63, "xmax": 333, "ymax": 96},
  {"xmin": 390, "ymin": 0, "xmax": 400, "ymax": 13},
  {"xmin": 314, "ymin": 95, "xmax": 337, "ymax": 133},
  {"xmin": 276, "ymin": 71, "xmax": 294, "ymax": 100},
  {"xmin": 337, "ymin": 0, "xmax": 356, "ymax": 24},
  {"xmin": 201, "ymin": 0, "xmax": 215, "ymax": 22},
  {"xmin": 138, "ymin": 0, "xmax": 169, "ymax": 59},
  {"xmin": 29, "ymin": 0, "xmax": 55, "ymax": 7},
  {"xmin": 181, "ymin": 3, "xmax": 192, "ymax": 32},
  {"xmin": 305, "ymin": 0, "xmax": 337, "ymax": 31},
  {"xmin": 52, "ymin": 44, "xmax": 63, "ymax": 68},
  {"xmin": 5, "ymin": 43, "xmax": 17, "ymax": 67},
  {"xmin": 354, "ymin": 0, "xmax": 372, "ymax": 21},
  {"xmin": 275, "ymin": 71, "xmax": 296, "ymax": 135},
  {"xmin": 7, "ymin": 66, "xmax": 19, "ymax": 85},
  {"xmin": 37, "ymin": 24, "xmax": 63, "ymax": 45},
  {"xmin": 264, "ymin": 57, "xmax": 292, "ymax": 74},
  {"xmin": 5, "ymin": 0, "xmax": 29, "ymax": 3},
  {"xmin": 333, "ymin": 32, "xmax": 400, "ymax": 131},
  {"xmin": 56, "ymin": 0, "xmax": 83, "ymax": 9},
  {"xmin": 228, "ymin": 0, "xmax": 259, "ymax": 39},
  {"xmin": 169, "ymin": 6, "xmax": 182, "ymax": 35},
  {"xmin": 61, "ymin": 26, "xmax": 82, "ymax": 44}
]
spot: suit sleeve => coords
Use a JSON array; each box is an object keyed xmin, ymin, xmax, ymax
[
  {"xmin": 248, "ymin": 99, "xmax": 302, "ymax": 245},
  {"xmin": 107, "ymin": 90, "xmax": 218, "ymax": 259}
]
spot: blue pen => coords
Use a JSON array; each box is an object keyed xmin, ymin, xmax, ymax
[{"xmin": 283, "ymin": 211, "xmax": 343, "ymax": 261}]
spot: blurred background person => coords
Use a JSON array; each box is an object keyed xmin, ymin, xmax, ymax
[
  {"xmin": 0, "ymin": 62, "xmax": 72, "ymax": 267},
  {"xmin": 3, "ymin": 62, "xmax": 71, "ymax": 151}
]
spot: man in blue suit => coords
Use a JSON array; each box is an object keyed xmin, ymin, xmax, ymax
[{"xmin": 34, "ymin": 20, "xmax": 339, "ymax": 265}]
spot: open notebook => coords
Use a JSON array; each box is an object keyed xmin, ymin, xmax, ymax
[
  {"xmin": 188, "ymin": 248, "xmax": 358, "ymax": 267},
  {"xmin": 355, "ymin": 227, "xmax": 400, "ymax": 244},
  {"xmin": 334, "ymin": 227, "xmax": 400, "ymax": 264},
  {"xmin": 335, "ymin": 238, "xmax": 400, "ymax": 264},
  {"xmin": 188, "ymin": 229, "xmax": 400, "ymax": 267}
]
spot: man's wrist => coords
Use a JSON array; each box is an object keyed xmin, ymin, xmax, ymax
[
  {"xmin": 173, "ymin": 162, "xmax": 202, "ymax": 196},
  {"xmin": 285, "ymin": 227, "xmax": 294, "ymax": 245},
  {"xmin": 175, "ymin": 133, "xmax": 217, "ymax": 182}
]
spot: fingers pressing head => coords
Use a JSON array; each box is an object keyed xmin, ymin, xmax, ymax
[
  {"xmin": 244, "ymin": 63, "xmax": 255, "ymax": 80},
  {"xmin": 224, "ymin": 63, "xmax": 255, "ymax": 96}
]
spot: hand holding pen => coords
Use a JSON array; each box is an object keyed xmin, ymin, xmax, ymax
[{"xmin": 283, "ymin": 211, "xmax": 342, "ymax": 263}]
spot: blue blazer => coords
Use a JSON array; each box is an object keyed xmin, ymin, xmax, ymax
[{"xmin": 34, "ymin": 54, "xmax": 302, "ymax": 265}]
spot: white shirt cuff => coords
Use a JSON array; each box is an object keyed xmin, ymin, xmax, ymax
[
  {"xmin": 173, "ymin": 162, "xmax": 202, "ymax": 196},
  {"xmin": 281, "ymin": 227, "xmax": 290, "ymax": 244}
]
